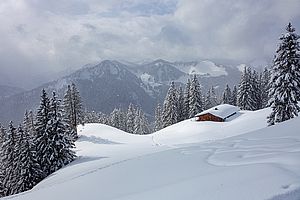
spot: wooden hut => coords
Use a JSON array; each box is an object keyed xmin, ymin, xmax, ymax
[{"xmin": 195, "ymin": 104, "xmax": 239, "ymax": 122}]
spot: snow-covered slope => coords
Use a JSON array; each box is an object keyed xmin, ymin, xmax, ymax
[
  {"xmin": 153, "ymin": 107, "xmax": 270, "ymax": 146},
  {"xmin": 5, "ymin": 107, "xmax": 300, "ymax": 200}
]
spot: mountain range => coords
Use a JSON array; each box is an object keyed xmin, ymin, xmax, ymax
[{"xmin": 0, "ymin": 59, "xmax": 243, "ymax": 124}]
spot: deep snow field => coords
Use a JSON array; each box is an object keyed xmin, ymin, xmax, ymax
[{"xmin": 3, "ymin": 107, "xmax": 300, "ymax": 200}]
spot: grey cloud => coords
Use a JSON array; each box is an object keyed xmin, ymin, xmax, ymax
[
  {"xmin": 158, "ymin": 25, "xmax": 191, "ymax": 45},
  {"xmin": 0, "ymin": 0, "xmax": 299, "ymax": 88},
  {"xmin": 27, "ymin": 0, "xmax": 90, "ymax": 15}
]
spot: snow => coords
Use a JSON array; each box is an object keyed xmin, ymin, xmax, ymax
[
  {"xmin": 237, "ymin": 63, "xmax": 247, "ymax": 72},
  {"xmin": 195, "ymin": 104, "xmax": 240, "ymax": 119},
  {"xmin": 140, "ymin": 73, "xmax": 160, "ymax": 87},
  {"xmin": 5, "ymin": 107, "xmax": 300, "ymax": 200},
  {"xmin": 175, "ymin": 60, "xmax": 228, "ymax": 77}
]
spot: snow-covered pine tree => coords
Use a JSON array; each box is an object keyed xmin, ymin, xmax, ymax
[
  {"xmin": 63, "ymin": 83, "xmax": 84, "ymax": 139},
  {"xmin": 117, "ymin": 109, "xmax": 127, "ymax": 132},
  {"xmin": 97, "ymin": 112, "xmax": 108, "ymax": 125},
  {"xmin": 10, "ymin": 125, "xmax": 23, "ymax": 195},
  {"xmin": 0, "ymin": 124, "xmax": 5, "ymax": 144},
  {"xmin": 71, "ymin": 83, "xmax": 84, "ymax": 131},
  {"xmin": 101, "ymin": 113, "xmax": 111, "ymax": 125},
  {"xmin": 210, "ymin": 86, "xmax": 219, "ymax": 106},
  {"xmin": 183, "ymin": 78, "xmax": 191, "ymax": 119},
  {"xmin": 231, "ymin": 85, "xmax": 238, "ymax": 106},
  {"xmin": 110, "ymin": 108, "xmax": 121, "ymax": 129},
  {"xmin": 251, "ymin": 69, "xmax": 262, "ymax": 110},
  {"xmin": 0, "ymin": 124, "xmax": 6, "ymax": 197},
  {"xmin": 133, "ymin": 108, "xmax": 150, "ymax": 135},
  {"xmin": 34, "ymin": 89, "xmax": 50, "ymax": 180},
  {"xmin": 267, "ymin": 23, "xmax": 300, "ymax": 126},
  {"xmin": 23, "ymin": 110, "xmax": 36, "ymax": 140},
  {"xmin": 2, "ymin": 121, "xmax": 17, "ymax": 196},
  {"xmin": 15, "ymin": 125, "xmax": 42, "ymax": 193},
  {"xmin": 83, "ymin": 110, "xmax": 100, "ymax": 123},
  {"xmin": 222, "ymin": 84, "xmax": 232, "ymax": 104},
  {"xmin": 189, "ymin": 75, "xmax": 203, "ymax": 117},
  {"xmin": 237, "ymin": 67, "xmax": 256, "ymax": 110},
  {"xmin": 204, "ymin": 89, "xmax": 213, "ymax": 110},
  {"xmin": 260, "ymin": 67, "xmax": 271, "ymax": 108},
  {"xmin": 162, "ymin": 81, "xmax": 178, "ymax": 128},
  {"xmin": 15, "ymin": 112, "xmax": 43, "ymax": 193},
  {"xmin": 139, "ymin": 111, "xmax": 150, "ymax": 135},
  {"xmin": 44, "ymin": 92, "xmax": 76, "ymax": 175},
  {"xmin": 177, "ymin": 86, "xmax": 185, "ymax": 122},
  {"xmin": 133, "ymin": 108, "xmax": 142, "ymax": 134},
  {"xmin": 63, "ymin": 85, "xmax": 73, "ymax": 128},
  {"xmin": 154, "ymin": 103, "xmax": 163, "ymax": 132},
  {"xmin": 126, "ymin": 104, "xmax": 135, "ymax": 133},
  {"xmin": 205, "ymin": 86, "xmax": 219, "ymax": 109}
]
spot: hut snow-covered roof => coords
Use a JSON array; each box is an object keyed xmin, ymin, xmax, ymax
[{"xmin": 195, "ymin": 104, "xmax": 240, "ymax": 120}]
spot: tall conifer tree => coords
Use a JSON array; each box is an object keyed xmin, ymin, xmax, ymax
[
  {"xmin": 188, "ymin": 75, "xmax": 203, "ymax": 117},
  {"xmin": 268, "ymin": 23, "xmax": 300, "ymax": 125}
]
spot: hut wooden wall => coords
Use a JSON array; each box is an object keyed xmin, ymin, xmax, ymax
[{"xmin": 196, "ymin": 113, "xmax": 224, "ymax": 122}]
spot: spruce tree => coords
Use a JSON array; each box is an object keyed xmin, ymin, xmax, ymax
[
  {"xmin": 63, "ymin": 85, "xmax": 73, "ymax": 129},
  {"xmin": 126, "ymin": 104, "xmax": 135, "ymax": 133},
  {"xmin": 117, "ymin": 109, "xmax": 127, "ymax": 132},
  {"xmin": 162, "ymin": 82, "xmax": 178, "ymax": 128},
  {"xmin": 63, "ymin": 83, "xmax": 84, "ymax": 139},
  {"xmin": 260, "ymin": 67, "xmax": 271, "ymax": 108},
  {"xmin": 133, "ymin": 108, "xmax": 142, "ymax": 134},
  {"xmin": 268, "ymin": 23, "xmax": 300, "ymax": 125},
  {"xmin": 154, "ymin": 103, "xmax": 163, "ymax": 132},
  {"xmin": 237, "ymin": 67, "xmax": 256, "ymax": 110},
  {"xmin": 71, "ymin": 83, "xmax": 84, "ymax": 130},
  {"xmin": 189, "ymin": 75, "xmax": 203, "ymax": 117},
  {"xmin": 210, "ymin": 86, "xmax": 219, "ymax": 107},
  {"xmin": 0, "ymin": 124, "xmax": 6, "ymax": 197},
  {"xmin": 183, "ymin": 78, "xmax": 191, "ymax": 119},
  {"xmin": 133, "ymin": 108, "xmax": 150, "ymax": 135},
  {"xmin": 46, "ymin": 92, "xmax": 76, "ymax": 174},
  {"xmin": 2, "ymin": 121, "xmax": 17, "ymax": 196},
  {"xmin": 139, "ymin": 111, "xmax": 150, "ymax": 135},
  {"xmin": 222, "ymin": 84, "xmax": 232, "ymax": 104},
  {"xmin": 231, "ymin": 85, "xmax": 238, "ymax": 106},
  {"xmin": 23, "ymin": 110, "xmax": 36, "ymax": 140},
  {"xmin": 251, "ymin": 69, "xmax": 262, "ymax": 110},
  {"xmin": 110, "ymin": 108, "xmax": 121, "ymax": 129},
  {"xmin": 10, "ymin": 125, "xmax": 23, "ymax": 195},
  {"xmin": 16, "ymin": 113, "xmax": 43, "ymax": 193},
  {"xmin": 204, "ymin": 89, "xmax": 213, "ymax": 109},
  {"xmin": 34, "ymin": 89, "xmax": 50, "ymax": 180},
  {"xmin": 177, "ymin": 86, "xmax": 185, "ymax": 122}
]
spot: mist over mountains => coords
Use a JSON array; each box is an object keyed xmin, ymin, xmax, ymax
[{"xmin": 0, "ymin": 59, "xmax": 243, "ymax": 124}]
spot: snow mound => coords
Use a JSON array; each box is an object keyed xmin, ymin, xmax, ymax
[{"xmin": 153, "ymin": 107, "xmax": 270, "ymax": 146}]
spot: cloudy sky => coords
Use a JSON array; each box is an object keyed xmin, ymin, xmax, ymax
[{"xmin": 0, "ymin": 0, "xmax": 300, "ymax": 88}]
